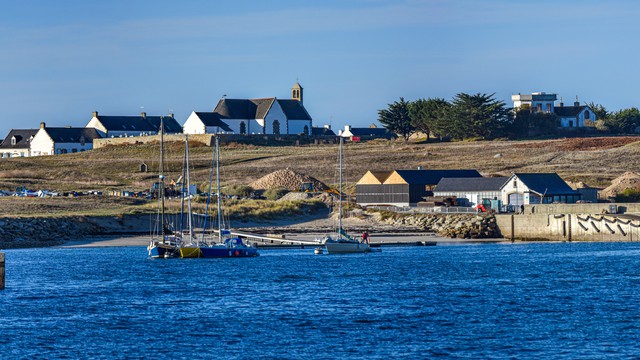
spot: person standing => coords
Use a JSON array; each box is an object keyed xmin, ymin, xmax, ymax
[{"xmin": 362, "ymin": 231, "xmax": 370, "ymax": 244}]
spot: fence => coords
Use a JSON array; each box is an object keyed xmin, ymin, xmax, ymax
[{"xmin": 366, "ymin": 206, "xmax": 478, "ymax": 214}]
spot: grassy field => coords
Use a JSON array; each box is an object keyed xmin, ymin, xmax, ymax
[{"xmin": 2, "ymin": 136, "xmax": 639, "ymax": 192}]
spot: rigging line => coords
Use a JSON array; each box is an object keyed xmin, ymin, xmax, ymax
[{"xmin": 202, "ymin": 135, "xmax": 217, "ymax": 240}]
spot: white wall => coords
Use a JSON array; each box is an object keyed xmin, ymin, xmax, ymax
[
  {"xmin": 30, "ymin": 130, "xmax": 55, "ymax": 156},
  {"xmin": 53, "ymin": 142, "xmax": 93, "ymax": 154},
  {"xmin": 559, "ymin": 108, "xmax": 592, "ymax": 128},
  {"xmin": 86, "ymin": 117, "xmax": 107, "ymax": 137},
  {"xmin": 0, "ymin": 149, "xmax": 29, "ymax": 158},
  {"xmin": 183, "ymin": 112, "xmax": 206, "ymax": 134},
  {"xmin": 224, "ymin": 119, "xmax": 264, "ymax": 134},
  {"xmin": 500, "ymin": 176, "xmax": 533, "ymax": 205},
  {"xmin": 264, "ymin": 102, "xmax": 287, "ymax": 134}
]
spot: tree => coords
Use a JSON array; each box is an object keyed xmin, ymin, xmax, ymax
[
  {"xmin": 586, "ymin": 102, "xmax": 609, "ymax": 120},
  {"xmin": 409, "ymin": 98, "xmax": 450, "ymax": 143},
  {"xmin": 378, "ymin": 97, "xmax": 415, "ymax": 142},
  {"xmin": 448, "ymin": 93, "xmax": 510, "ymax": 140},
  {"xmin": 509, "ymin": 109, "xmax": 559, "ymax": 138},
  {"xmin": 606, "ymin": 107, "xmax": 640, "ymax": 134}
]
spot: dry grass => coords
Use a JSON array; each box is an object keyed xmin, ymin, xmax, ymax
[{"xmin": 1, "ymin": 136, "xmax": 639, "ymax": 195}]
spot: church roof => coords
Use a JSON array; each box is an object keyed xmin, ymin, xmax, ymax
[
  {"xmin": 214, "ymin": 98, "xmax": 311, "ymax": 121},
  {"xmin": 277, "ymin": 99, "xmax": 312, "ymax": 120}
]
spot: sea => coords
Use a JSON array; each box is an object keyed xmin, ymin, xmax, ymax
[{"xmin": 2, "ymin": 241, "xmax": 640, "ymax": 359}]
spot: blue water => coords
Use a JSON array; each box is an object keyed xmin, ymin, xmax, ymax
[{"xmin": 2, "ymin": 242, "xmax": 640, "ymax": 359}]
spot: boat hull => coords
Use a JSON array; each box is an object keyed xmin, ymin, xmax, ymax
[
  {"xmin": 325, "ymin": 241, "xmax": 370, "ymax": 254},
  {"xmin": 179, "ymin": 247, "xmax": 203, "ymax": 258},
  {"xmin": 148, "ymin": 243, "xmax": 178, "ymax": 258},
  {"xmin": 179, "ymin": 246, "xmax": 259, "ymax": 258}
]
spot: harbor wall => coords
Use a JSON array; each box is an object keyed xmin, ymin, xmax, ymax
[{"xmin": 495, "ymin": 213, "xmax": 640, "ymax": 241}]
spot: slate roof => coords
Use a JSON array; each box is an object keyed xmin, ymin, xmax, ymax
[
  {"xmin": 96, "ymin": 115, "xmax": 182, "ymax": 134},
  {"xmin": 435, "ymin": 177, "xmax": 510, "ymax": 192},
  {"xmin": 193, "ymin": 112, "xmax": 233, "ymax": 132},
  {"xmin": 347, "ymin": 127, "xmax": 397, "ymax": 139},
  {"xmin": 311, "ymin": 127, "xmax": 336, "ymax": 136},
  {"xmin": 514, "ymin": 173, "xmax": 579, "ymax": 195},
  {"xmin": 394, "ymin": 169, "xmax": 482, "ymax": 185},
  {"xmin": 214, "ymin": 98, "xmax": 312, "ymax": 121},
  {"xmin": 277, "ymin": 99, "xmax": 312, "ymax": 120},
  {"xmin": 0, "ymin": 129, "xmax": 39, "ymax": 149},
  {"xmin": 44, "ymin": 127, "xmax": 102, "ymax": 143},
  {"xmin": 554, "ymin": 106, "xmax": 586, "ymax": 117}
]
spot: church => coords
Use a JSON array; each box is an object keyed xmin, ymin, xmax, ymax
[{"xmin": 183, "ymin": 82, "xmax": 313, "ymax": 135}]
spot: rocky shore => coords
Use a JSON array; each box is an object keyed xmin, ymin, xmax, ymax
[
  {"xmin": 0, "ymin": 212, "xmax": 502, "ymax": 249},
  {"xmin": 383, "ymin": 213, "xmax": 501, "ymax": 239}
]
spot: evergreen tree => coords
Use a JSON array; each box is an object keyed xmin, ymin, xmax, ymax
[
  {"xmin": 409, "ymin": 98, "xmax": 450, "ymax": 143},
  {"xmin": 378, "ymin": 97, "xmax": 415, "ymax": 142}
]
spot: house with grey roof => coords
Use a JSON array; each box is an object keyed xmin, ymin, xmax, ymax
[
  {"xmin": 433, "ymin": 177, "xmax": 509, "ymax": 207},
  {"xmin": 311, "ymin": 125, "xmax": 336, "ymax": 137},
  {"xmin": 512, "ymin": 92, "xmax": 595, "ymax": 128},
  {"xmin": 182, "ymin": 111, "xmax": 233, "ymax": 134},
  {"xmin": 0, "ymin": 129, "xmax": 39, "ymax": 158},
  {"xmin": 183, "ymin": 82, "xmax": 312, "ymax": 135},
  {"xmin": 501, "ymin": 173, "xmax": 580, "ymax": 206},
  {"xmin": 30, "ymin": 122, "xmax": 102, "ymax": 156},
  {"xmin": 86, "ymin": 111, "xmax": 182, "ymax": 138}
]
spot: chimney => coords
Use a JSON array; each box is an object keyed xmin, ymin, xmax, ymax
[
  {"xmin": 559, "ymin": 97, "xmax": 564, "ymax": 107},
  {"xmin": 140, "ymin": 112, "xmax": 146, "ymax": 118},
  {"xmin": 169, "ymin": 113, "xmax": 174, "ymax": 118},
  {"xmin": 345, "ymin": 125, "xmax": 351, "ymax": 131},
  {"xmin": 40, "ymin": 122, "xmax": 46, "ymax": 129},
  {"xmin": 324, "ymin": 124, "xmax": 331, "ymax": 129},
  {"xmin": 92, "ymin": 111, "xmax": 98, "ymax": 118}
]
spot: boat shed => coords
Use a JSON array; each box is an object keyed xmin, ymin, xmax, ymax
[
  {"xmin": 501, "ymin": 173, "xmax": 580, "ymax": 206},
  {"xmin": 433, "ymin": 177, "xmax": 509, "ymax": 207},
  {"xmin": 356, "ymin": 169, "xmax": 482, "ymax": 207}
]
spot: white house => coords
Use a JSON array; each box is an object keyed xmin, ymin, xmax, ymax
[
  {"xmin": 0, "ymin": 129, "xmax": 38, "ymax": 158},
  {"xmin": 433, "ymin": 177, "xmax": 509, "ymax": 207},
  {"xmin": 183, "ymin": 82, "xmax": 313, "ymax": 135},
  {"xmin": 500, "ymin": 173, "xmax": 580, "ymax": 206},
  {"xmin": 182, "ymin": 112, "xmax": 233, "ymax": 134},
  {"xmin": 512, "ymin": 92, "xmax": 595, "ymax": 128},
  {"xmin": 86, "ymin": 111, "xmax": 182, "ymax": 138},
  {"xmin": 30, "ymin": 122, "xmax": 102, "ymax": 156}
]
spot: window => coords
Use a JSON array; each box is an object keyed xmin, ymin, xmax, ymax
[
  {"xmin": 272, "ymin": 120, "xmax": 280, "ymax": 135},
  {"xmin": 584, "ymin": 110, "xmax": 590, "ymax": 120},
  {"xmin": 569, "ymin": 120, "xmax": 574, "ymax": 127},
  {"xmin": 303, "ymin": 125, "xmax": 309, "ymax": 136},
  {"xmin": 536, "ymin": 104, "xmax": 542, "ymax": 112},
  {"xmin": 239, "ymin": 122, "xmax": 247, "ymax": 135},
  {"xmin": 11, "ymin": 137, "xmax": 16, "ymax": 146},
  {"xmin": 546, "ymin": 104, "xmax": 551, "ymax": 113},
  {"xmin": 72, "ymin": 149, "xmax": 77, "ymax": 153}
]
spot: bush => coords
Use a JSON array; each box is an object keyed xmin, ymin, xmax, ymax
[
  {"xmin": 614, "ymin": 188, "xmax": 640, "ymax": 202},
  {"xmin": 263, "ymin": 187, "xmax": 289, "ymax": 200},
  {"xmin": 223, "ymin": 184, "xmax": 254, "ymax": 197}
]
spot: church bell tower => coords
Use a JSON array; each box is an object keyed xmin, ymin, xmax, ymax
[{"xmin": 291, "ymin": 81, "xmax": 303, "ymax": 104}]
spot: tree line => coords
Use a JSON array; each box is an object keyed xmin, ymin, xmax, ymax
[{"xmin": 378, "ymin": 93, "xmax": 640, "ymax": 142}]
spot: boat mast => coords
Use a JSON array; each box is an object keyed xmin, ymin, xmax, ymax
[
  {"xmin": 185, "ymin": 134, "xmax": 193, "ymax": 244},
  {"xmin": 160, "ymin": 117, "xmax": 166, "ymax": 242},
  {"xmin": 338, "ymin": 136, "xmax": 343, "ymax": 234},
  {"xmin": 216, "ymin": 136, "xmax": 223, "ymax": 244}
]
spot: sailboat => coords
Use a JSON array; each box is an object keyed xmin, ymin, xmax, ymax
[
  {"xmin": 179, "ymin": 135, "xmax": 259, "ymax": 258},
  {"xmin": 148, "ymin": 117, "xmax": 182, "ymax": 258},
  {"xmin": 323, "ymin": 137, "xmax": 371, "ymax": 254}
]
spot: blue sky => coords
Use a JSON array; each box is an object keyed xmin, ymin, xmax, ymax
[{"xmin": 1, "ymin": 0, "xmax": 639, "ymax": 137}]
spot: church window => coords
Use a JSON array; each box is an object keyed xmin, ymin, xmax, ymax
[
  {"xmin": 239, "ymin": 122, "xmax": 247, "ymax": 135},
  {"xmin": 272, "ymin": 120, "xmax": 280, "ymax": 135}
]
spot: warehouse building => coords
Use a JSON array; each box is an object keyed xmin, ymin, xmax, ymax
[{"xmin": 356, "ymin": 169, "xmax": 482, "ymax": 207}]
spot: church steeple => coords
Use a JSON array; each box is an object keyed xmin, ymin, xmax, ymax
[{"xmin": 291, "ymin": 81, "xmax": 303, "ymax": 104}]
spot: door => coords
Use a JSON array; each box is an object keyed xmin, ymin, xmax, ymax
[{"xmin": 508, "ymin": 193, "xmax": 523, "ymax": 206}]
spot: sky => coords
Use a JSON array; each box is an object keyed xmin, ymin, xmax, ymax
[{"xmin": 1, "ymin": 0, "xmax": 640, "ymax": 137}]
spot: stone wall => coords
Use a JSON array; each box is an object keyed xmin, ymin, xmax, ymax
[
  {"xmin": 496, "ymin": 213, "xmax": 640, "ymax": 241},
  {"xmin": 93, "ymin": 134, "xmax": 214, "ymax": 149},
  {"xmin": 385, "ymin": 213, "xmax": 500, "ymax": 239}
]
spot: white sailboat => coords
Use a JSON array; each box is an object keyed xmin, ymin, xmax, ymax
[{"xmin": 323, "ymin": 137, "xmax": 371, "ymax": 254}]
